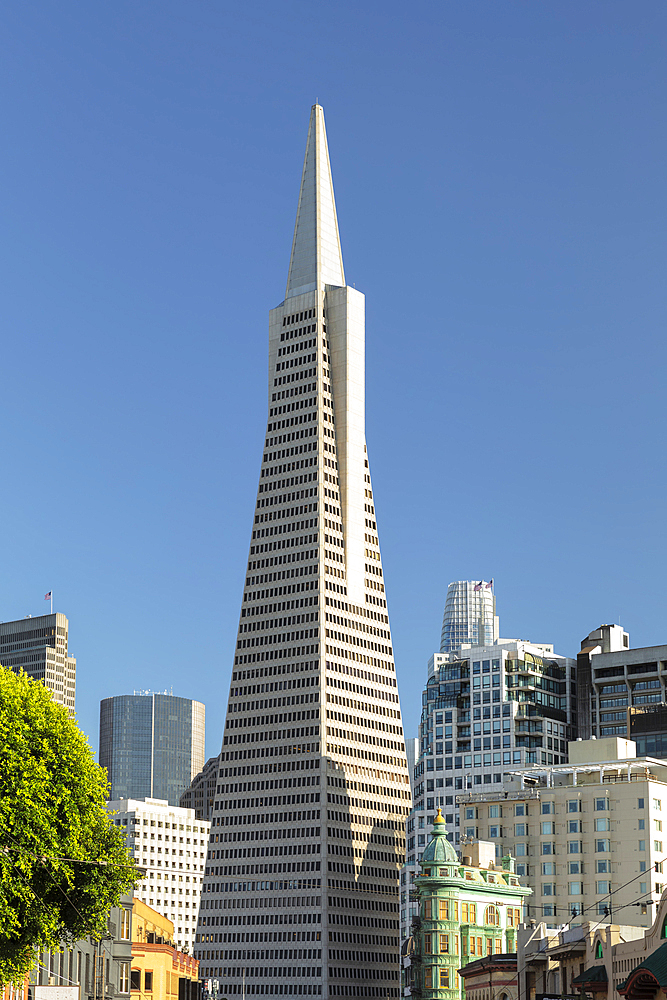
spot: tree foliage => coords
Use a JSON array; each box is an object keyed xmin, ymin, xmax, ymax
[{"xmin": 0, "ymin": 667, "xmax": 139, "ymax": 985}]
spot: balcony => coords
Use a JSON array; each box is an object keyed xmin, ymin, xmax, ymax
[{"xmin": 457, "ymin": 789, "xmax": 540, "ymax": 803}]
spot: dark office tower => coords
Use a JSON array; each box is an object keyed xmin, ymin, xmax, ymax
[
  {"xmin": 0, "ymin": 612, "xmax": 76, "ymax": 717},
  {"xmin": 180, "ymin": 756, "xmax": 220, "ymax": 821},
  {"xmin": 194, "ymin": 106, "xmax": 410, "ymax": 999},
  {"xmin": 100, "ymin": 692, "xmax": 205, "ymax": 806}
]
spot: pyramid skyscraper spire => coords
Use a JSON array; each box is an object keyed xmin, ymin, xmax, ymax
[
  {"xmin": 195, "ymin": 106, "xmax": 409, "ymax": 999},
  {"xmin": 286, "ymin": 104, "xmax": 345, "ymax": 298}
]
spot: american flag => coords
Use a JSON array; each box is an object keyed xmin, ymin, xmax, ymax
[{"xmin": 44, "ymin": 592, "xmax": 51, "ymax": 601}]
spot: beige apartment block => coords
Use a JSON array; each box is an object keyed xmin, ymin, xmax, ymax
[{"xmin": 457, "ymin": 737, "xmax": 667, "ymax": 929}]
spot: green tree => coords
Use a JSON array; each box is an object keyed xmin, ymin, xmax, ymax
[{"xmin": 0, "ymin": 667, "xmax": 139, "ymax": 985}]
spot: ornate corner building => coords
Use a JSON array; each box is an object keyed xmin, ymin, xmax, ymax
[{"xmin": 403, "ymin": 811, "xmax": 530, "ymax": 999}]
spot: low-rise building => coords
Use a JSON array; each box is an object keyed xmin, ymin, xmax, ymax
[
  {"xmin": 457, "ymin": 953, "xmax": 518, "ymax": 1000},
  {"xmin": 108, "ymin": 797, "xmax": 210, "ymax": 954},
  {"xmin": 403, "ymin": 811, "xmax": 531, "ymax": 999},
  {"xmin": 131, "ymin": 900, "xmax": 199, "ymax": 1000},
  {"xmin": 457, "ymin": 736, "xmax": 667, "ymax": 928},
  {"xmin": 29, "ymin": 895, "xmax": 133, "ymax": 999},
  {"xmin": 3, "ymin": 977, "xmax": 29, "ymax": 1000},
  {"xmin": 517, "ymin": 891, "xmax": 667, "ymax": 1000}
]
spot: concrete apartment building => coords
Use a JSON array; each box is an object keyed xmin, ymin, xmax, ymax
[
  {"xmin": 457, "ymin": 736, "xmax": 667, "ymax": 928},
  {"xmin": 410, "ymin": 636, "xmax": 576, "ymax": 857},
  {"xmin": 577, "ymin": 623, "xmax": 667, "ymax": 758},
  {"xmin": 108, "ymin": 797, "xmax": 210, "ymax": 956},
  {"xmin": 0, "ymin": 612, "xmax": 76, "ymax": 716}
]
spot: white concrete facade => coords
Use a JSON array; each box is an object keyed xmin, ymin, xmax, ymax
[
  {"xmin": 285, "ymin": 106, "xmax": 345, "ymax": 299},
  {"xmin": 108, "ymin": 797, "xmax": 210, "ymax": 955},
  {"xmin": 196, "ymin": 105, "xmax": 410, "ymax": 998},
  {"xmin": 327, "ymin": 285, "xmax": 367, "ymax": 608}
]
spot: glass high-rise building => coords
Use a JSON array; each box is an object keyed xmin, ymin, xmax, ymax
[
  {"xmin": 0, "ymin": 612, "xmax": 76, "ymax": 716},
  {"xmin": 99, "ymin": 692, "xmax": 205, "ymax": 806},
  {"xmin": 194, "ymin": 105, "xmax": 410, "ymax": 997},
  {"xmin": 399, "ymin": 584, "xmax": 577, "ymax": 945},
  {"xmin": 440, "ymin": 580, "xmax": 498, "ymax": 652}
]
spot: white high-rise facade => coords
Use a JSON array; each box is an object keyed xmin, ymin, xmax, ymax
[
  {"xmin": 195, "ymin": 106, "xmax": 410, "ymax": 999},
  {"xmin": 108, "ymin": 797, "xmax": 210, "ymax": 955}
]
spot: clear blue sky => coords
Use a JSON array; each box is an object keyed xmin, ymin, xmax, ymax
[{"xmin": 2, "ymin": 1, "xmax": 666, "ymax": 762}]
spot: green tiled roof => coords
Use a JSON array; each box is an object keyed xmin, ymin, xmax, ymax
[
  {"xmin": 571, "ymin": 966, "xmax": 608, "ymax": 985},
  {"xmin": 619, "ymin": 941, "xmax": 667, "ymax": 994},
  {"xmin": 421, "ymin": 808, "xmax": 458, "ymax": 864}
]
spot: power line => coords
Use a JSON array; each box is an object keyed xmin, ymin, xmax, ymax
[
  {"xmin": 7, "ymin": 834, "xmax": 91, "ymax": 927},
  {"xmin": 2, "ymin": 844, "xmax": 144, "ymax": 874},
  {"xmin": 5, "ymin": 832, "xmax": 139, "ymax": 936},
  {"xmin": 526, "ymin": 856, "xmax": 666, "ymax": 922},
  {"xmin": 569, "ymin": 857, "xmax": 665, "ymax": 920},
  {"xmin": 32, "ymin": 961, "xmax": 81, "ymax": 987}
]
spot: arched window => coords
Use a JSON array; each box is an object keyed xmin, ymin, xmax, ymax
[
  {"xmin": 661, "ymin": 915, "xmax": 667, "ymax": 939},
  {"xmin": 485, "ymin": 905, "xmax": 500, "ymax": 926},
  {"xmin": 595, "ymin": 941, "xmax": 603, "ymax": 959}
]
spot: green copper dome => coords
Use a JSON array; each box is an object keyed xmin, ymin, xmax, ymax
[{"xmin": 421, "ymin": 808, "xmax": 458, "ymax": 864}]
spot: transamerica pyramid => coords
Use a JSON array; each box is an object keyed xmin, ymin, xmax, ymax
[{"xmin": 195, "ymin": 105, "xmax": 411, "ymax": 1000}]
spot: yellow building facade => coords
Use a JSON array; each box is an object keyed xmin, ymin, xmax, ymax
[{"xmin": 132, "ymin": 900, "xmax": 199, "ymax": 1000}]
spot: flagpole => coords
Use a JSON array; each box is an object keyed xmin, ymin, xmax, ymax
[{"xmin": 51, "ymin": 591, "xmax": 53, "ymax": 614}]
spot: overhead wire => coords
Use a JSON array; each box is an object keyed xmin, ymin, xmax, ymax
[
  {"xmin": 525, "ymin": 856, "xmax": 667, "ymax": 922},
  {"xmin": 2, "ymin": 843, "xmax": 144, "ymax": 873}
]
